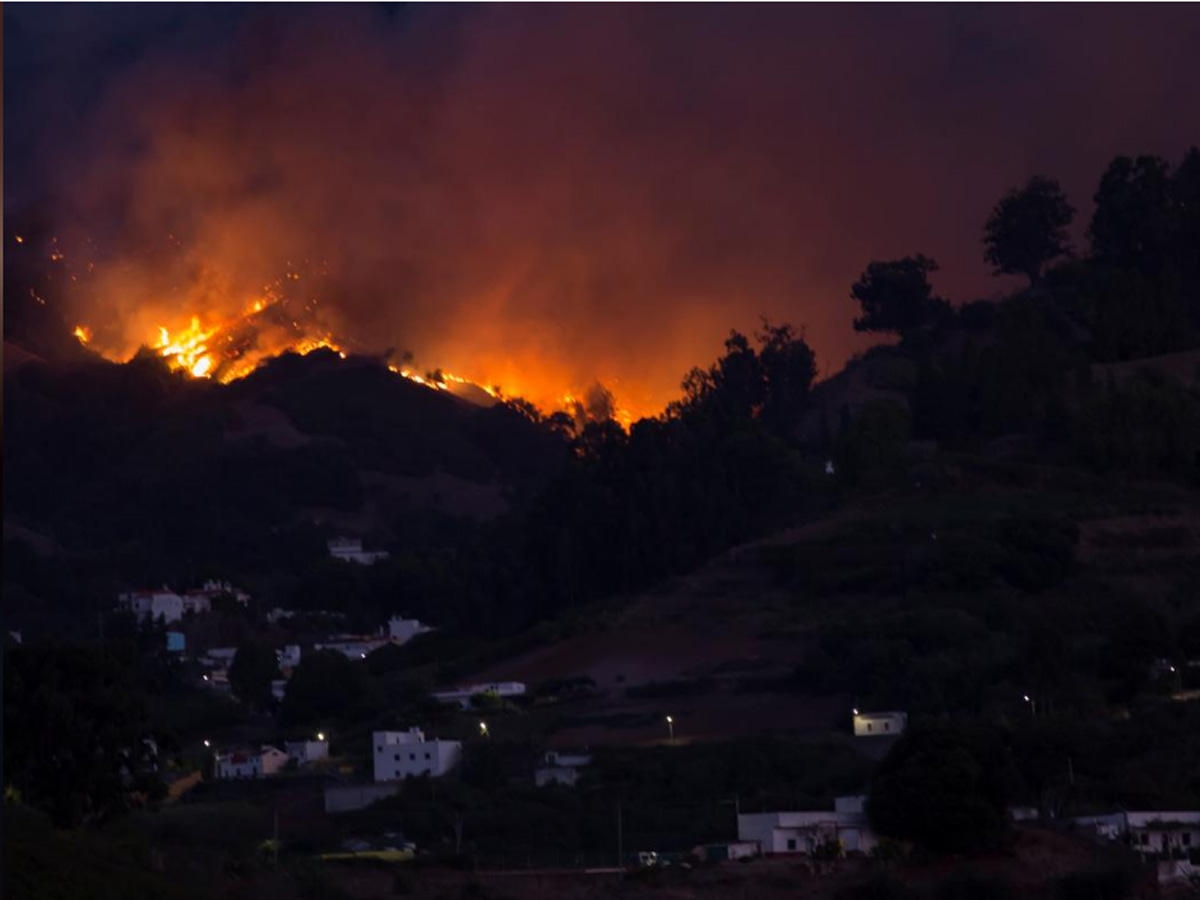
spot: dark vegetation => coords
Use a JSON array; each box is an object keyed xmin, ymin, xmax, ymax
[{"xmin": 6, "ymin": 148, "xmax": 1200, "ymax": 893}]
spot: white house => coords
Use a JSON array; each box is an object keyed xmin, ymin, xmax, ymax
[
  {"xmin": 388, "ymin": 616, "xmax": 433, "ymax": 644},
  {"xmin": 215, "ymin": 746, "xmax": 287, "ymax": 780},
  {"xmin": 1073, "ymin": 811, "xmax": 1200, "ymax": 859},
  {"xmin": 373, "ymin": 728, "xmax": 462, "ymax": 781},
  {"xmin": 535, "ymin": 750, "xmax": 593, "ymax": 787},
  {"xmin": 852, "ymin": 710, "xmax": 907, "ymax": 738},
  {"xmin": 328, "ymin": 537, "xmax": 390, "ymax": 565},
  {"xmin": 738, "ymin": 796, "xmax": 878, "ymax": 856},
  {"xmin": 432, "ymin": 681, "xmax": 527, "ymax": 709},
  {"xmin": 277, "ymin": 644, "xmax": 302, "ymax": 670},
  {"xmin": 202, "ymin": 647, "xmax": 239, "ymax": 667},
  {"xmin": 180, "ymin": 592, "xmax": 211, "ymax": 616},
  {"xmin": 315, "ymin": 637, "xmax": 390, "ymax": 660},
  {"xmin": 285, "ymin": 739, "xmax": 330, "ymax": 766},
  {"xmin": 117, "ymin": 588, "xmax": 185, "ymax": 624}
]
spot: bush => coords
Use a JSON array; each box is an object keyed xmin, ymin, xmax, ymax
[
  {"xmin": 1055, "ymin": 866, "xmax": 1139, "ymax": 900},
  {"xmin": 836, "ymin": 873, "xmax": 921, "ymax": 900}
]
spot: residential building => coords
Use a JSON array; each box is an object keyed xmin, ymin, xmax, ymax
[
  {"xmin": 328, "ymin": 537, "xmax": 389, "ymax": 565},
  {"xmin": 214, "ymin": 746, "xmax": 289, "ymax": 780},
  {"xmin": 535, "ymin": 750, "xmax": 593, "ymax": 787},
  {"xmin": 737, "ymin": 795, "xmax": 878, "ymax": 856},
  {"xmin": 277, "ymin": 644, "xmax": 302, "ymax": 670},
  {"xmin": 373, "ymin": 728, "xmax": 462, "ymax": 781},
  {"xmin": 387, "ymin": 616, "xmax": 433, "ymax": 644},
  {"xmin": 1074, "ymin": 810, "xmax": 1200, "ymax": 859},
  {"xmin": 117, "ymin": 588, "xmax": 184, "ymax": 624},
  {"xmin": 852, "ymin": 710, "xmax": 907, "ymax": 738},
  {"xmin": 202, "ymin": 647, "xmax": 239, "ymax": 667},
  {"xmin": 315, "ymin": 636, "xmax": 389, "ymax": 660},
  {"xmin": 432, "ymin": 681, "xmax": 527, "ymax": 709},
  {"xmin": 286, "ymin": 739, "xmax": 330, "ymax": 766}
]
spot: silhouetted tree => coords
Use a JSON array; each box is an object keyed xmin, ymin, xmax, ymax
[
  {"xmin": 984, "ymin": 175, "xmax": 1074, "ymax": 286},
  {"xmin": 868, "ymin": 724, "xmax": 1018, "ymax": 854},
  {"xmin": 1089, "ymin": 155, "xmax": 1173, "ymax": 274},
  {"xmin": 851, "ymin": 256, "xmax": 947, "ymax": 339},
  {"xmin": 228, "ymin": 640, "xmax": 280, "ymax": 710},
  {"xmin": 281, "ymin": 650, "xmax": 366, "ymax": 725}
]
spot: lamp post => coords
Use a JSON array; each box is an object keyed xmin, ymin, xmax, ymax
[
  {"xmin": 479, "ymin": 721, "xmax": 489, "ymax": 739},
  {"xmin": 1023, "ymin": 694, "xmax": 1037, "ymax": 717},
  {"xmin": 665, "ymin": 715, "xmax": 674, "ymax": 743}
]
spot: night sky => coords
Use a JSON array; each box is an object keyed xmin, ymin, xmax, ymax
[{"xmin": 6, "ymin": 4, "xmax": 1200, "ymax": 417}]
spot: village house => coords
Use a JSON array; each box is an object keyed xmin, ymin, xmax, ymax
[
  {"xmin": 1074, "ymin": 810, "xmax": 1200, "ymax": 859},
  {"xmin": 738, "ymin": 796, "xmax": 878, "ymax": 856},
  {"xmin": 432, "ymin": 681, "xmax": 527, "ymax": 709},
  {"xmin": 117, "ymin": 588, "xmax": 184, "ymax": 624},
  {"xmin": 285, "ymin": 738, "xmax": 330, "ymax": 766},
  {"xmin": 215, "ymin": 746, "xmax": 289, "ymax": 780},
  {"xmin": 387, "ymin": 616, "xmax": 433, "ymax": 644},
  {"xmin": 535, "ymin": 750, "xmax": 593, "ymax": 787},
  {"xmin": 852, "ymin": 710, "xmax": 908, "ymax": 737},
  {"xmin": 315, "ymin": 636, "xmax": 390, "ymax": 660},
  {"xmin": 373, "ymin": 728, "xmax": 462, "ymax": 781},
  {"xmin": 328, "ymin": 536, "xmax": 390, "ymax": 565},
  {"xmin": 277, "ymin": 644, "xmax": 302, "ymax": 670}
]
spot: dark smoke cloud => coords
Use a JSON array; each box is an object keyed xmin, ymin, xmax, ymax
[{"xmin": 7, "ymin": 5, "xmax": 1200, "ymax": 417}]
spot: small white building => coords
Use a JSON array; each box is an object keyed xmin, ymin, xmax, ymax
[
  {"xmin": 285, "ymin": 739, "xmax": 330, "ymax": 766},
  {"xmin": 215, "ymin": 746, "xmax": 288, "ymax": 780},
  {"xmin": 737, "ymin": 796, "xmax": 878, "ymax": 856},
  {"xmin": 852, "ymin": 710, "xmax": 907, "ymax": 738},
  {"xmin": 315, "ymin": 637, "xmax": 390, "ymax": 660},
  {"xmin": 118, "ymin": 588, "xmax": 184, "ymax": 624},
  {"xmin": 535, "ymin": 750, "xmax": 593, "ymax": 787},
  {"xmin": 271, "ymin": 678, "xmax": 289, "ymax": 702},
  {"xmin": 432, "ymin": 681, "xmax": 527, "ymax": 709},
  {"xmin": 277, "ymin": 644, "xmax": 302, "ymax": 670},
  {"xmin": 328, "ymin": 537, "xmax": 390, "ymax": 565},
  {"xmin": 388, "ymin": 616, "xmax": 433, "ymax": 644},
  {"xmin": 373, "ymin": 728, "xmax": 462, "ymax": 782},
  {"xmin": 180, "ymin": 592, "xmax": 211, "ymax": 616}
]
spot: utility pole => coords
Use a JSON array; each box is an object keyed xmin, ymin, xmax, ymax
[{"xmin": 616, "ymin": 798, "xmax": 624, "ymax": 871}]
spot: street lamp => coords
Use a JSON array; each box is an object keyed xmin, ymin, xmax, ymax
[
  {"xmin": 203, "ymin": 739, "xmax": 211, "ymax": 748},
  {"xmin": 316, "ymin": 732, "xmax": 326, "ymax": 742},
  {"xmin": 479, "ymin": 721, "xmax": 489, "ymax": 738},
  {"xmin": 1023, "ymin": 694, "xmax": 1037, "ymax": 717},
  {"xmin": 665, "ymin": 715, "xmax": 674, "ymax": 743}
]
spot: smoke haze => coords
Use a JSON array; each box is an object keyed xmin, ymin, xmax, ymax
[{"xmin": 7, "ymin": 5, "xmax": 1200, "ymax": 417}]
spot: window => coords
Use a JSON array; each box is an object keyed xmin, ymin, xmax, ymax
[
  {"xmin": 410, "ymin": 753, "xmax": 416, "ymax": 761},
  {"xmin": 884, "ymin": 722, "xmax": 891, "ymax": 732},
  {"xmin": 394, "ymin": 753, "xmax": 400, "ymax": 761},
  {"xmin": 786, "ymin": 839, "xmax": 796, "ymax": 851},
  {"xmin": 425, "ymin": 752, "xmax": 431, "ymax": 760},
  {"xmin": 867, "ymin": 723, "xmax": 873, "ymax": 732}
]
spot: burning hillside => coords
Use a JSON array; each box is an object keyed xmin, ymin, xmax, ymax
[{"xmin": 17, "ymin": 230, "xmax": 627, "ymax": 423}]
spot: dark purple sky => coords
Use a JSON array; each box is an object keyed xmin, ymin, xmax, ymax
[{"xmin": 6, "ymin": 4, "xmax": 1200, "ymax": 415}]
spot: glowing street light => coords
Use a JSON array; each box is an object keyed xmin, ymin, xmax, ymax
[
  {"xmin": 479, "ymin": 721, "xmax": 489, "ymax": 738},
  {"xmin": 665, "ymin": 715, "xmax": 674, "ymax": 743},
  {"xmin": 316, "ymin": 732, "xmax": 326, "ymax": 742},
  {"xmin": 1023, "ymin": 694, "xmax": 1037, "ymax": 717},
  {"xmin": 203, "ymin": 739, "xmax": 211, "ymax": 748},
  {"xmin": 852, "ymin": 708, "xmax": 859, "ymax": 716}
]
